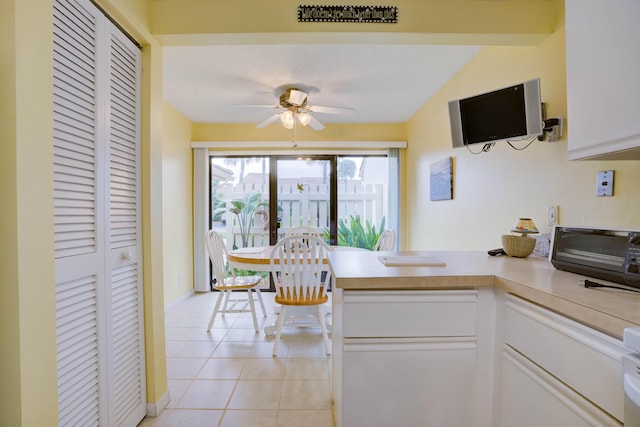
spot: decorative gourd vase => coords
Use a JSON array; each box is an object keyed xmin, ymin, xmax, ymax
[
  {"xmin": 501, "ymin": 234, "xmax": 536, "ymax": 258},
  {"xmin": 502, "ymin": 217, "xmax": 539, "ymax": 258}
]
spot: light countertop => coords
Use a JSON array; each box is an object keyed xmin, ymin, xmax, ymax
[{"xmin": 328, "ymin": 250, "xmax": 640, "ymax": 339}]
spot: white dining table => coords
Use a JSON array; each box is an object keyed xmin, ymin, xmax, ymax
[
  {"xmin": 226, "ymin": 244, "xmax": 362, "ymax": 272},
  {"xmin": 227, "ymin": 245, "xmax": 367, "ymax": 335}
]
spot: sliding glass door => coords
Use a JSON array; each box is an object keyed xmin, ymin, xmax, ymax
[
  {"xmin": 336, "ymin": 156, "xmax": 391, "ymax": 249},
  {"xmin": 210, "ymin": 154, "xmax": 392, "ymax": 250},
  {"xmin": 269, "ymin": 156, "xmax": 338, "ymax": 244},
  {"xmin": 210, "ymin": 156, "xmax": 270, "ymax": 250}
]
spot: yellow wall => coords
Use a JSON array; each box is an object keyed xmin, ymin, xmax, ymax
[
  {"xmin": 1, "ymin": 0, "xmax": 170, "ymax": 424},
  {"xmin": 404, "ymin": 20, "xmax": 640, "ymax": 251},
  {"xmin": 163, "ymin": 103, "xmax": 196, "ymax": 303},
  {"xmin": 1, "ymin": 1, "xmax": 57, "ymax": 425},
  {"xmin": 192, "ymin": 122, "xmax": 407, "ymax": 144},
  {"xmin": 0, "ymin": 2, "xmax": 21, "ymax": 425},
  {"xmin": 150, "ymin": 0, "xmax": 556, "ymax": 45}
]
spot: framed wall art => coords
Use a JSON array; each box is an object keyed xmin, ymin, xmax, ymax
[{"xmin": 430, "ymin": 157, "xmax": 453, "ymax": 201}]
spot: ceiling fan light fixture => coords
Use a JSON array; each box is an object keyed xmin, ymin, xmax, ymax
[
  {"xmin": 297, "ymin": 111, "xmax": 311, "ymax": 126},
  {"xmin": 287, "ymin": 89, "xmax": 307, "ymax": 106},
  {"xmin": 244, "ymin": 86, "xmax": 353, "ymax": 131},
  {"xmin": 280, "ymin": 110, "xmax": 294, "ymax": 129}
]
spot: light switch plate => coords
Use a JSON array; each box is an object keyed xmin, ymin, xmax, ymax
[
  {"xmin": 596, "ymin": 170, "xmax": 614, "ymax": 197},
  {"xmin": 548, "ymin": 205, "xmax": 558, "ymax": 226}
]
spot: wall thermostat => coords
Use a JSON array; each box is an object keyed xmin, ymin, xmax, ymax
[{"xmin": 596, "ymin": 170, "xmax": 614, "ymax": 197}]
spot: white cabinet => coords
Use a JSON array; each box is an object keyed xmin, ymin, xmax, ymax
[
  {"xmin": 333, "ymin": 289, "xmax": 491, "ymax": 427},
  {"xmin": 343, "ymin": 338, "xmax": 476, "ymax": 426},
  {"xmin": 500, "ymin": 346, "xmax": 620, "ymax": 427},
  {"xmin": 566, "ymin": 0, "xmax": 640, "ymax": 159},
  {"xmin": 332, "ymin": 287, "xmax": 628, "ymax": 426},
  {"xmin": 497, "ymin": 294, "xmax": 625, "ymax": 426}
]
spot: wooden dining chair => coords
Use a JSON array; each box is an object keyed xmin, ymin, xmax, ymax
[
  {"xmin": 285, "ymin": 226, "xmax": 323, "ymax": 238},
  {"xmin": 205, "ymin": 230, "xmax": 267, "ymax": 333},
  {"xmin": 373, "ymin": 229, "xmax": 396, "ymax": 251},
  {"xmin": 269, "ymin": 235, "xmax": 332, "ymax": 357}
]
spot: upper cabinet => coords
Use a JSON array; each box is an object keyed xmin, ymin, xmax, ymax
[{"xmin": 566, "ymin": 0, "xmax": 640, "ymax": 160}]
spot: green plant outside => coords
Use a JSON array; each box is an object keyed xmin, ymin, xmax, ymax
[
  {"xmin": 211, "ymin": 195, "xmax": 226, "ymax": 222},
  {"xmin": 325, "ymin": 214, "xmax": 386, "ymax": 250},
  {"xmin": 214, "ymin": 191, "xmax": 269, "ymax": 249}
]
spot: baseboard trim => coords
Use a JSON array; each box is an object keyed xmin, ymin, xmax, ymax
[
  {"xmin": 146, "ymin": 389, "xmax": 170, "ymax": 417},
  {"xmin": 164, "ymin": 289, "xmax": 196, "ymax": 313}
]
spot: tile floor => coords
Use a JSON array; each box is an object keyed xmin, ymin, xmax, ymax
[{"xmin": 139, "ymin": 291, "xmax": 334, "ymax": 427}]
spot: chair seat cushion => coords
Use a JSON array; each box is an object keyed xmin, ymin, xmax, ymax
[
  {"xmin": 217, "ymin": 276, "xmax": 263, "ymax": 291},
  {"xmin": 274, "ymin": 287, "xmax": 328, "ymax": 306}
]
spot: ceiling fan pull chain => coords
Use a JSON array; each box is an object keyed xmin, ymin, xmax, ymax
[{"xmin": 291, "ymin": 119, "xmax": 298, "ymax": 147}]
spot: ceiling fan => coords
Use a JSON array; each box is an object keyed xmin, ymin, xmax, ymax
[{"xmin": 238, "ymin": 87, "xmax": 354, "ymax": 131}]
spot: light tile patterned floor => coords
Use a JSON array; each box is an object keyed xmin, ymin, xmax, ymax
[{"xmin": 139, "ymin": 291, "xmax": 334, "ymax": 427}]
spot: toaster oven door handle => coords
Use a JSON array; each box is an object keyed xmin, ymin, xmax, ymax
[{"xmin": 584, "ymin": 279, "xmax": 640, "ymax": 293}]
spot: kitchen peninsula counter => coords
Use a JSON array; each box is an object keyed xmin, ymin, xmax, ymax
[{"xmin": 328, "ymin": 250, "xmax": 640, "ymax": 339}]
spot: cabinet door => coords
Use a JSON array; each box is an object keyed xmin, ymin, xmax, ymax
[
  {"xmin": 566, "ymin": 0, "xmax": 640, "ymax": 159},
  {"xmin": 499, "ymin": 346, "xmax": 621, "ymax": 427},
  {"xmin": 504, "ymin": 295, "xmax": 625, "ymax": 421},
  {"xmin": 342, "ymin": 338, "xmax": 476, "ymax": 427}
]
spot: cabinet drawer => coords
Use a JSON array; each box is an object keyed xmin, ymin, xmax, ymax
[
  {"xmin": 504, "ymin": 295, "xmax": 626, "ymax": 422},
  {"xmin": 500, "ymin": 345, "xmax": 622, "ymax": 426},
  {"xmin": 343, "ymin": 290, "xmax": 477, "ymax": 338}
]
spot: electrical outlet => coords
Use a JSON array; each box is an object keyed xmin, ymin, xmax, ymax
[
  {"xmin": 548, "ymin": 205, "xmax": 558, "ymax": 226},
  {"xmin": 596, "ymin": 170, "xmax": 614, "ymax": 197},
  {"xmin": 545, "ymin": 118, "xmax": 563, "ymax": 142}
]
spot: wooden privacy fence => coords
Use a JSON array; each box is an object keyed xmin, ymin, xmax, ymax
[{"xmin": 216, "ymin": 182, "xmax": 383, "ymax": 249}]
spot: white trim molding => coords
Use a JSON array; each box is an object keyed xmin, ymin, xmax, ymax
[
  {"xmin": 191, "ymin": 140, "xmax": 407, "ymax": 150},
  {"xmin": 193, "ymin": 148, "xmax": 211, "ymax": 292}
]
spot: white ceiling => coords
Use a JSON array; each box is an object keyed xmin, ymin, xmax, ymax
[{"xmin": 162, "ymin": 44, "xmax": 482, "ymax": 126}]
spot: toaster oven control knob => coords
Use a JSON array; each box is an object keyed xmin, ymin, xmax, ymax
[
  {"xmin": 628, "ymin": 264, "xmax": 639, "ymax": 274},
  {"xmin": 630, "ymin": 235, "xmax": 640, "ymax": 246}
]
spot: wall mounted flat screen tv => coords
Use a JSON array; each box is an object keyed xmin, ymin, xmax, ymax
[{"xmin": 448, "ymin": 78, "xmax": 543, "ymax": 148}]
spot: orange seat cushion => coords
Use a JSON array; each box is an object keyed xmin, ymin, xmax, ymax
[{"xmin": 274, "ymin": 287, "xmax": 328, "ymax": 306}]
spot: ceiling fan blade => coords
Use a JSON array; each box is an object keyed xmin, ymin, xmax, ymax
[
  {"xmin": 256, "ymin": 113, "xmax": 280, "ymax": 128},
  {"xmin": 307, "ymin": 114, "xmax": 325, "ymax": 131},
  {"xmin": 306, "ymin": 105, "xmax": 355, "ymax": 115},
  {"xmin": 232, "ymin": 104, "xmax": 281, "ymax": 109},
  {"xmin": 238, "ymin": 86, "xmax": 349, "ymax": 131}
]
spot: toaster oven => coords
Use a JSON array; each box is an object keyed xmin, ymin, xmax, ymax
[{"xmin": 550, "ymin": 226, "xmax": 640, "ymax": 289}]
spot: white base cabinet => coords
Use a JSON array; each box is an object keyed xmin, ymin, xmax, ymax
[
  {"xmin": 332, "ymin": 289, "xmax": 490, "ymax": 427},
  {"xmin": 343, "ymin": 337, "xmax": 476, "ymax": 427},
  {"xmin": 500, "ymin": 346, "xmax": 620, "ymax": 427},
  {"xmin": 332, "ymin": 288, "xmax": 627, "ymax": 426},
  {"xmin": 497, "ymin": 294, "xmax": 625, "ymax": 426}
]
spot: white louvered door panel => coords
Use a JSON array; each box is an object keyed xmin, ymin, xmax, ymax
[
  {"xmin": 55, "ymin": 274, "xmax": 101, "ymax": 426},
  {"xmin": 53, "ymin": 0, "xmax": 144, "ymax": 426},
  {"xmin": 105, "ymin": 27, "xmax": 145, "ymax": 427},
  {"xmin": 53, "ymin": 1, "xmax": 107, "ymax": 425}
]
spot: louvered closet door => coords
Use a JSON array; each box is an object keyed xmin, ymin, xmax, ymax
[
  {"xmin": 105, "ymin": 27, "xmax": 145, "ymax": 427},
  {"xmin": 53, "ymin": 0, "xmax": 144, "ymax": 425}
]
